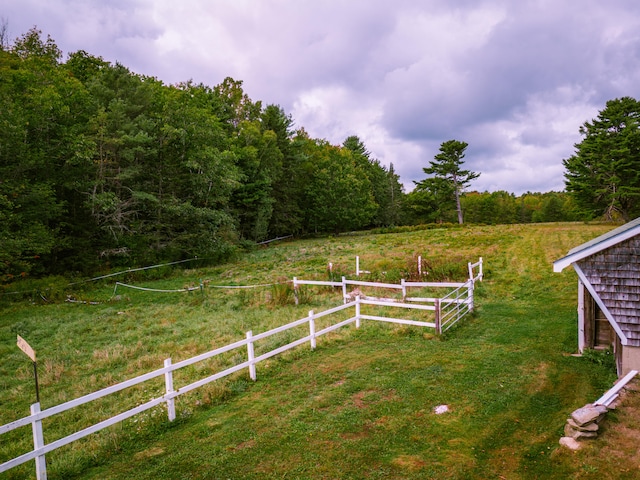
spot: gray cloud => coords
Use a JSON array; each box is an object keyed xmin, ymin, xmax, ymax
[{"xmin": 5, "ymin": 0, "xmax": 640, "ymax": 194}]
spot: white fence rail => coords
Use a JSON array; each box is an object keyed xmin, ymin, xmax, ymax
[
  {"xmin": 595, "ymin": 369, "xmax": 638, "ymax": 407},
  {"xmin": 294, "ymin": 257, "xmax": 483, "ymax": 303},
  {"xmin": 1, "ymin": 265, "xmax": 483, "ymax": 479},
  {"xmin": 468, "ymin": 257, "xmax": 483, "ymax": 282}
]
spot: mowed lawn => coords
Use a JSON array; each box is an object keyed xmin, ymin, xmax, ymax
[{"xmin": 1, "ymin": 222, "xmax": 634, "ymax": 479}]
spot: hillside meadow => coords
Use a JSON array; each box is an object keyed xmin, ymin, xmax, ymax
[{"xmin": 1, "ymin": 222, "xmax": 637, "ymax": 479}]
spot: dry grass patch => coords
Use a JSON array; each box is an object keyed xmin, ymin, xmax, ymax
[
  {"xmin": 199, "ymin": 382, "xmax": 232, "ymax": 407},
  {"xmin": 526, "ymin": 362, "xmax": 551, "ymax": 394},
  {"xmin": 228, "ymin": 439, "xmax": 256, "ymax": 451},
  {"xmin": 391, "ymin": 454, "xmax": 429, "ymax": 472},
  {"xmin": 133, "ymin": 447, "xmax": 165, "ymax": 460},
  {"xmin": 40, "ymin": 358, "xmax": 66, "ymax": 386},
  {"xmin": 353, "ymin": 389, "xmax": 393, "ymax": 408},
  {"xmin": 128, "ymin": 352, "xmax": 167, "ymax": 373},
  {"xmin": 92, "ymin": 342, "xmax": 142, "ymax": 362}
]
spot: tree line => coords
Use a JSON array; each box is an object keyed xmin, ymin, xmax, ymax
[
  {"xmin": 403, "ymin": 185, "xmax": 580, "ymax": 225},
  {"xmin": 0, "ymin": 28, "xmax": 407, "ymax": 281},
  {"xmin": 1, "ymin": 28, "xmax": 634, "ymax": 282}
]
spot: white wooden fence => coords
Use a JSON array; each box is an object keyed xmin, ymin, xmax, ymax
[
  {"xmin": 293, "ymin": 257, "xmax": 483, "ymax": 334},
  {"xmin": 0, "ymin": 261, "xmax": 483, "ymax": 479},
  {"xmin": 293, "ymin": 277, "xmax": 475, "ymax": 333}
]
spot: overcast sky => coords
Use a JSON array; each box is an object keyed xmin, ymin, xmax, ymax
[{"xmin": 4, "ymin": 0, "xmax": 640, "ymax": 194}]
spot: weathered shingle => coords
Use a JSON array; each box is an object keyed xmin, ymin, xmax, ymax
[{"xmin": 578, "ymin": 236, "xmax": 640, "ymax": 347}]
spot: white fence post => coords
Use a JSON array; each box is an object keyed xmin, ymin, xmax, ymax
[
  {"xmin": 577, "ymin": 279, "xmax": 585, "ymax": 353},
  {"xmin": 293, "ymin": 277, "xmax": 299, "ymax": 305},
  {"xmin": 356, "ymin": 256, "xmax": 360, "ymax": 276},
  {"xmin": 164, "ymin": 358, "xmax": 176, "ymax": 422},
  {"xmin": 30, "ymin": 402, "xmax": 47, "ymax": 480},
  {"xmin": 468, "ymin": 281, "xmax": 474, "ymax": 313},
  {"xmin": 468, "ymin": 257, "xmax": 484, "ymax": 282},
  {"xmin": 342, "ymin": 276, "xmax": 348, "ymax": 304},
  {"xmin": 309, "ymin": 310, "xmax": 317, "ymax": 349},
  {"xmin": 418, "ymin": 256, "xmax": 422, "ymax": 276},
  {"xmin": 246, "ymin": 331, "xmax": 256, "ymax": 381},
  {"xmin": 355, "ymin": 296, "xmax": 361, "ymax": 328},
  {"xmin": 401, "ymin": 279, "xmax": 407, "ymax": 302},
  {"xmin": 435, "ymin": 299, "xmax": 441, "ymax": 335}
]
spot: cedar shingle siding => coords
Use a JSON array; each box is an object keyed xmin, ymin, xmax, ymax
[{"xmin": 577, "ymin": 237, "xmax": 640, "ymax": 347}]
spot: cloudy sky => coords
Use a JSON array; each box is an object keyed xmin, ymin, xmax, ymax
[{"xmin": 4, "ymin": 0, "xmax": 640, "ymax": 193}]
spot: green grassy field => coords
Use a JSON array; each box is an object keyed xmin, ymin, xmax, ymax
[{"xmin": 0, "ymin": 222, "xmax": 632, "ymax": 479}]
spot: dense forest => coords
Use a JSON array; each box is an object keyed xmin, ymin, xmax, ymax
[{"xmin": 0, "ymin": 29, "xmax": 584, "ymax": 281}]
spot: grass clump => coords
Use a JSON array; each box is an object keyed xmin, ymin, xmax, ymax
[{"xmin": 269, "ymin": 281, "xmax": 294, "ymax": 306}]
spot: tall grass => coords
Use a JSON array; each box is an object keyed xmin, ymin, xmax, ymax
[{"xmin": 0, "ymin": 222, "xmax": 624, "ymax": 479}]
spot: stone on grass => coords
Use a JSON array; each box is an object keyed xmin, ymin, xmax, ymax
[
  {"xmin": 559, "ymin": 436, "xmax": 582, "ymax": 450},
  {"xmin": 433, "ymin": 405, "xmax": 449, "ymax": 415}
]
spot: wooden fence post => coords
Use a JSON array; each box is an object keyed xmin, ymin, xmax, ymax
[
  {"xmin": 435, "ymin": 299, "xmax": 441, "ymax": 335},
  {"xmin": 164, "ymin": 358, "xmax": 176, "ymax": 422},
  {"xmin": 246, "ymin": 331, "xmax": 256, "ymax": 381},
  {"xmin": 30, "ymin": 402, "xmax": 47, "ymax": 480},
  {"xmin": 355, "ymin": 296, "xmax": 361, "ymax": 328}
]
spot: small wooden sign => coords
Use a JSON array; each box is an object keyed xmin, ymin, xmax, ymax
[{"xmin": 17, "ymin": 335, "xmax": 36, "ymax": 362}]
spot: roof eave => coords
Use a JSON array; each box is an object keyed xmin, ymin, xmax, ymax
[{"xmin": 553, "ymin": 225, "xmax": 640, "ymax": 272}]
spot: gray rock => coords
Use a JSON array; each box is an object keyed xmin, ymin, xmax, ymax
[
  {"xmin": 573, "ymin": 429, "xmax": 599, "ymax": 440},
  {"xmin": 559, "ymin": 436, "xmax": 582, "ymax": 450},
  {"xmin": 566, "ymin": 418, "xmax": 599, "ymax": 432},
  {"xmin": 594, "ymin": 404, "xmax": 609, "ymax": 414},
  {"xmin": 564, "ymin": 423, "xmax": 598, "ymax": 439},
  {"xmin": 571, "ymin": 405, "xmax": 607, "ymax": 426}
]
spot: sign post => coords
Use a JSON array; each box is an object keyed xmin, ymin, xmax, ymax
[{"xmin": 17, "ymin": 335, "xmax": 40, "ymax": 404}]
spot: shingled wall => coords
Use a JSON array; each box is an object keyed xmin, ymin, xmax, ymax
[{"xmin": 577, "ymin": 237, "xmax": 640, "ymax": 347}]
